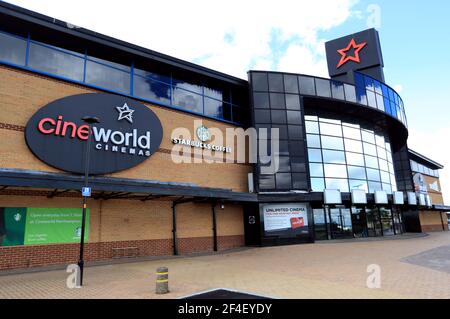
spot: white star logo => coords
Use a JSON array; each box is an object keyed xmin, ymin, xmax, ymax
[{"xmin": 116, "ymin": 103, "xmax": 135, "ymax": 123}]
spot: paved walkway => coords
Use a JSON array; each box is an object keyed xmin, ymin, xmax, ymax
[{"xmin": 1, "ymin": 232, "xmax": 450, "ymax": 299}]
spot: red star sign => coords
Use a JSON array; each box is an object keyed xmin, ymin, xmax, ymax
[{"xmin": 336, "ymin": 38, "xmax": 367, "ymax": 69}]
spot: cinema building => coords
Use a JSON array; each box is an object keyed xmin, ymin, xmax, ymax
[{"xmin": 0, "ymin": 2, "xmax": 448, "ymax": 270}]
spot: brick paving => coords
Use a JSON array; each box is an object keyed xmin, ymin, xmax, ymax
[{"xmin": 0, "ymin": 232, "xmax": 449, "ymax": 299}]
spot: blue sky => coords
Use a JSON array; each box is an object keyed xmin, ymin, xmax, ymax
[{"xmin": 4, "ymin": 0, "xmax": 450, "ymax": 203}]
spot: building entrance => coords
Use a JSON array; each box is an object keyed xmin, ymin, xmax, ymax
[{"xmin": 314, "ymin": 205, "xmax": 404, "ymax": 241}]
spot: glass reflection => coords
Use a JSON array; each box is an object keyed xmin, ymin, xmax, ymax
[
  {"xmin": 29, "ymin": 42, "xmax": 84, "ymax": 82},
  {"xmin": 321, "ymin": 136, "xmax": 344, "ymax": 150},
  {"xmin": 324, "ymin": 164, "xmax": 347, "ymax": 178},
  {"xmin": 86, "ymin": 60, "xmax": 130, "ymax": 94},
  {"xmin": 173, "ymin": 87, "xmax": 203, "ymax": 113},
  {"xmin": 323, "ymin": 150, "xmax": 346, "ymax": 164},
  {"xmin": 0, "ymin": 32, "xmax": 27, "ymax": 65},
  {"xmin": 306, "ymin": 115, "xmax": 397, "ymax": 194},
  {"xmin": 134, "ymin": 75, "xmax": 170, "ymax": 105}
]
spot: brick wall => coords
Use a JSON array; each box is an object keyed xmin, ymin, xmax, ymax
[
  {"xmin": 0, "ymin": 65, "xmax": 252, "ymax": 192},
  {"xmin": 419, "ymin": 211, "xmax": 448, "ymax": 232},
  {"xmin": 0, "ymin": 236, "xmax": 245, "ymax": 271},
  {"xmin": 0, "ymin": 194, "xmax": 246, "ymax": 270}
]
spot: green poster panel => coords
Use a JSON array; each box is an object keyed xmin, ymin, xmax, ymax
[
  {"xmin": 24, "ymin": 208, "xmax": 89, "ymax": 245},
  {"xmin": 0, "ymin": 208, "xmax": 27, "ymax": 246}
]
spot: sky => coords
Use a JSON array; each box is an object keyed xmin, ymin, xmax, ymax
[{"xmin": 4, "ymin": 0, "xmax": 450, "ymax": 204}]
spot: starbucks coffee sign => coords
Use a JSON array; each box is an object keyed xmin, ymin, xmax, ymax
[
  {"xmin": 25, "ymin": 93, "xmax": 163, "ymax": 175},
  {"xmin": 172, "ymin": 125, "xmax": 232, "ymax": 153}
]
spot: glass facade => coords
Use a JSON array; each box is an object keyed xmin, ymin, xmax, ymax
[
  {"xmin": 313, "ymin": 206, "xmax": 404, "ymax": 240},
  {"xmin": 306, "ymin": 116, "xmax": 397, "ymax": 193},
  {"xmin": 253, "ymin": 71, "xmax": 408, "ymax": 128},
  {"xmin": 0, "ymin": 29, "xmax": 246, "ymax": 124},
  {"xmin": 354, "ymin": 72, "xmax": 407, "ymax": 127},
  {"xmin": 410, "ymin": 160, "xmax": 440, "ymax": 178}
]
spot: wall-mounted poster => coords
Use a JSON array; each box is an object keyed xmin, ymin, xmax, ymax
[
  {"xmin": 0, "ymin": 207, "xmax": 89, "ymax": 247},
  {"xmin": 262, "ymin": 204, "xmax": 309, "ymax": 237}
]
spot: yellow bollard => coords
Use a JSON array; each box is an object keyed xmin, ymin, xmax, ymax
[{"xmin": 156, "ymin": 267, "xmax": 169, "ymax": 294}]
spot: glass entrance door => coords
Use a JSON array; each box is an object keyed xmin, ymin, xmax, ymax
[
  {"xmin": 351, "ymin": 207, "xmax": 368, "ymax": 238},
  {"xmin": 366, "ymin": 207, "xmax": 383, "ymax": 237},
  {"xmin": 328, "ymin": 207, "xmax": 353, "ymax": 239},
  {"xmin": 393, "ymin": 209, "xmax": 404, "ymax": 234},
  {"xmin": 380, "ymin": 208, "xmax": 395, "ymax": 236},
  {"xmin": 313, "ymin": 209, "xmax": 329, "ymax": 241}
]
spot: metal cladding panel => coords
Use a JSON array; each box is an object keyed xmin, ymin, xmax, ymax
[{"xmin": 249, "ymin": 71, "xmax": 309, "ymax": 193}]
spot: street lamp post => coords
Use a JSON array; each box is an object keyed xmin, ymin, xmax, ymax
[{"xmin": 78, "ymin": 116, "xmax": 100, "ymax": 287}]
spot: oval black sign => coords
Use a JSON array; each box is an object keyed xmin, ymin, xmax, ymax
[{"xmin": 25, "ymin": 93, "xmax": 163, "ymax": 175}]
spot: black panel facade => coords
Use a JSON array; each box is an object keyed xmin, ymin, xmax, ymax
[{"xmin": 249, "ymin": 71, "xmax": 309, "ymax": 193}]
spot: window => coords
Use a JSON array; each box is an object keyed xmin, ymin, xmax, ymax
[
  {"xmin": 0, "ymin": 29, "xmax": 245, "ymax": 124},
  {"xmin": 284, "ymin": 75, "xmax": 299, "ymax": 93},
  {"xmin": 321, "ymin": 136, "xmax": 344, "ymax": 151},
  {"xmin": 286, "ymin": 111, "xmax": 302, "ymax": 125},
  {"xmin": 363, "ymin": 143, "xmax": 377, "ymax": 156},
  {"xmin": 349, "ymin": 180, "xmax": 368, "ymax": 192},
  {"xmin": 324, "ymin": 164, "xmax": 348, "ymax": 178},
  {"xmin": 307, "ymin": 134, "xmax": 321, "ymax": 148},
  {"xmin": 346, "ymin": 152, "xmax": 365, "ymax": 166},
  {"xmin": 270, "ymin": 93, "xmax": 285, "ymax": 109},
  {"xmin": 308, "ymin": 149, "xmax": 323, "ymax": 163},
  {"xmin": 323, "ymin": 150, "xmax": 346, "ymax": 164},
  {"xmin": 86, "ymin": 60, "xmax": 130, "ymax": 94},
  {"xmin": 311, "ymin": 178, "xmax": 325, "ymax": 192},
  {"xmin": 348, "ymin": 166, "xmax": 367, "ymax": 180},
  {"xmin": 326, "ymin": 179, "xmax": 349, "ymax": 192},
  {"xmin": 268, "ymin": 73, "xmax": 284, "ymax": 92},
  {"xmin": 331, "ymin": 81, "xmax": 345, "ymax": 100},
  {"xmin": 305, "ymin": 121, "xmax": 319, "ymax": 134},
  {"xmin": 253, "ymin": 92, "xmax": 270, "ymax": 109},
  {"xmin": 315, "ymin": 78, "xmax": 331, "ymax": 98},
  {"xmin": 306, "ymin": 116, "xmax": 397, "ymax": 194},
  {"xmin": 172, "ymin": 87, "xmax": 203, "ymax": 114},
  {"xmin": 29, "ymin": 42, "xmax": 84, "ymax": 82},
  {"xmin": 288, "ymin": 125, "xmax": 303, "ymax": 140},
  {"xmin": 252, "ymin": 73, "xmax": 268, "ymax": 91},
  {"xmin": 285, "ymin": 94, "xmax": 300, "ymax": 110},
  {"xmin": 298, "ymin": 76, "xmax": 315, "ymax": 95},
  {"xmin": 366, "ymin": 168, "xmax": 381, "ymax": 182},
  {"xmin": 310, "ymin": 163, "xmax": 324, "ymax": 177},
  {"xmin": 344, "ymin": 84, "xmax": 356, "ymax": 103},
  {"xmin": 361, "ymin": 130, "xmax": 376, "ymax": 144},
  {"xmin": 0, "ymin": 32, "xmax": 26, "ymax": 65},
  {"xmin": 343, "ymin": 126, "xmax": 361, "ymax": 140},
  {"xmin": 320, "ymin": 123, "xmax": 342, "ymax": 137},
  {"xmin": 204, "ymin": 98, "xmax": 223, "ymax": 118},
  {"xmin": 345, "ymin": 139, "xmax": 363, "ymax": 153},
  {"xmin": 134, "ymin": 75, "xmax": 171, "ymax": 105}
]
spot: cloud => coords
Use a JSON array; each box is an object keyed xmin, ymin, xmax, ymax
[
  {"xmin": 408, "ymin": 127, "xmax": 450, "ymax": 205},
  {"xmin": 5, "ymin": 0, "xmax": 358, "ymax": 79},
  {"xmin": 393, "ymin": 84, "xmax": 403, "ymax": 94}
]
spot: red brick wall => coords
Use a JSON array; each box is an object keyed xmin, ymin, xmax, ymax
[{"xmin": 0, "ymin": 235, "xmax": 244, "ymax": 271}]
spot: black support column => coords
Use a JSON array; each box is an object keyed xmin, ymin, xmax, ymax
[
  {"xmin": 172, "ymin": 202, "xmax": 178, "ymax": 256},
  {"xmin": 212, "ymin": 203, "xmax": 218, "ymax": 252}
]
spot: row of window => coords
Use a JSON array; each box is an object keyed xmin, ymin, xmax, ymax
[
  {"xmin": 251, "ymin": 72, "xmax": 407, "ymax": 128},
  {"xmin": 354, "ymin": 72, "xmax": 406, "ymax": 127},
  {"xmin": 410, "ymin": 160, "xmax": 440, "ymax": 178},
  {"xmin": 0, "ymin": 30, "xmax": 246, "ymax": 124},
  {"xmin": 306, "ymin": 116, "xmax": 397, "ymax": 194}
]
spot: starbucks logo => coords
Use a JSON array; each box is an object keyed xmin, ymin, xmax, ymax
[
  {"xmin": 13, "ymin": 213, "xmax": 22, "ymax": 222},
  {"xmin": 196, "ymin": 126, "xmax": 211, "ymax": 142}
]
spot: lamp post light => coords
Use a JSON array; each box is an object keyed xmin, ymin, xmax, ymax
[{"xmin": 78, "ymin": 116, "xmax": 100, "ymax": 287}]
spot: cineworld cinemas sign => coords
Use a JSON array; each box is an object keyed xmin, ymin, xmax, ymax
[{"xmin": 25, "ymin": 93, "xmax": 163, "ymax": 174}]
